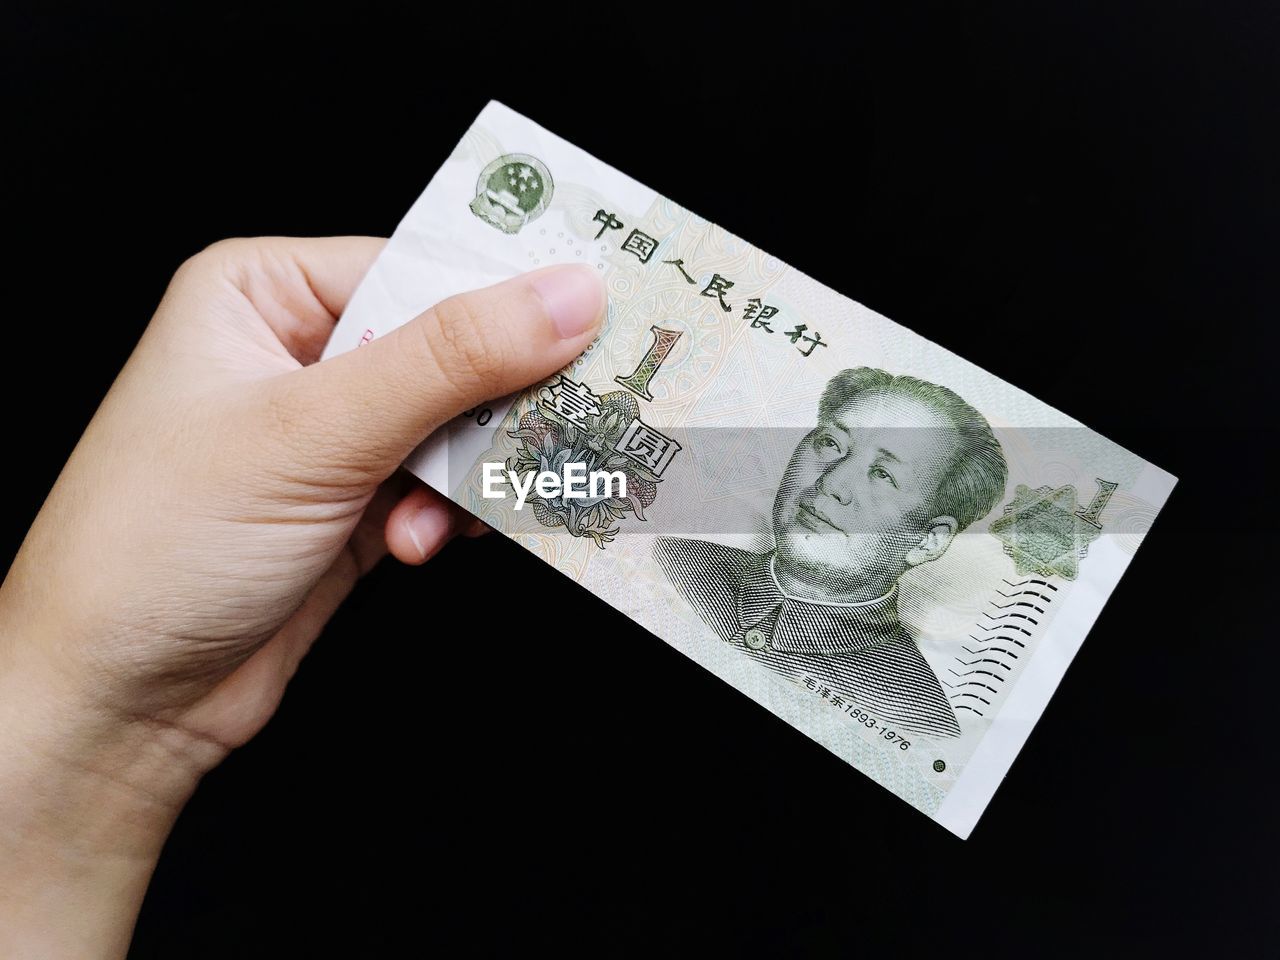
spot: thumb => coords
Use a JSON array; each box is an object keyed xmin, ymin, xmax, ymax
[{"xmin": 263, "ymin": 263, "xmax": 606, "ymax": 484}]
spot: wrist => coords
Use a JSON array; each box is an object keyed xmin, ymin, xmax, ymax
[
  {"xmin": 0, "ymin": 622, "xmax": 219, "ymax": 957},
  {"xmin": 0, "ymin": 678, "xmax": 203, "ymax": 856}
]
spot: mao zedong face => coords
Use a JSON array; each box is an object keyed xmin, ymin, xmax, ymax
[
  {"xmin": 651, "ymin": 367, "xmax": 1007, "ymax": 739},
  {"xmin": 771, "ymin": 369, "xmax": 1007, "ymax": 604}
]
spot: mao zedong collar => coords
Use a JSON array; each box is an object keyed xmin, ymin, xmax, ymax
[
  {"xmin": 652, "ymin": 536, "xmax": 962, "ymax": 739},
  {"xmin": 736, "ymin": 554, "xmax": 902, "ymax": 655}
]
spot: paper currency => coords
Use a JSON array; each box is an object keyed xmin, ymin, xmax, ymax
[{"xmin": 322, "ymin": 100, "xmax": 1176, "ymax": 838}]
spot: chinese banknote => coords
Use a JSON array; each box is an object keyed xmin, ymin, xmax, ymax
[{"xmin": 321, "ymin": 101, "xmax": 1175, "ymax": 838}]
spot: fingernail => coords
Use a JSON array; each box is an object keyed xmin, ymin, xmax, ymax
[
  {"xmin": 531, "ymin": 264, "xmax": 606, "ymax": 340},
  {"xmin": 406, "ymin": 501, "xmax": 452, "ymax": 561}
]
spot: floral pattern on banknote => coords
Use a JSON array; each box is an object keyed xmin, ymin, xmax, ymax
[{"xmin": 506, "ymin": 387, "xmax": 661, "ymax": 547}]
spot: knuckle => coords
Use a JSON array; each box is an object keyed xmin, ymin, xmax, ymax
[
  {"xmin": 173, "ymin": 237, "xmax": 256, "ymax": 286},
  {"xmin": 188, "ymin": 236, "xmax": 253, "ymax": 269},
  {"xmin": 416, "ymin": 293, "xmax": 513, "ymax": 394},
  {"xmin": 242, "ymin": 379, "xmax": 373, "ymax": 489},
  {"xmin": 256, "ymin": 377, "xmax": 315, "ymax": 459},
  {"xmin": 261, "ymin": 375, "xmax": 307, "ymax": 436}
]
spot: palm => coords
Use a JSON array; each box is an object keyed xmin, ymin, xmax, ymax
[{"xmin": 147, "ymin": 242, "xmax": 406, "ymax": 751}]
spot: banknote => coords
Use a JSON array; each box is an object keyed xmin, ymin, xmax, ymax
[{"xmin": 321, "ymin": 100, "xmax": 1176, "ymax": 838}]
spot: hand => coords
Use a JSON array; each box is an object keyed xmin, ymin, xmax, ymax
[{"xmin": 0, "ymin": 237, "xmax": 606, "ymax": 957}]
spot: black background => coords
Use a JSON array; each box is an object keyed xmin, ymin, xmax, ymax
[{"xmin": 6, "ymin": 4, "xmax": 1278, "ymax": 956}]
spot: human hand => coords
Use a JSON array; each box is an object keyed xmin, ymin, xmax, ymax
[{"xmin": 0, "ymin": 237, "xmax": 605, "ymax": 957}]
